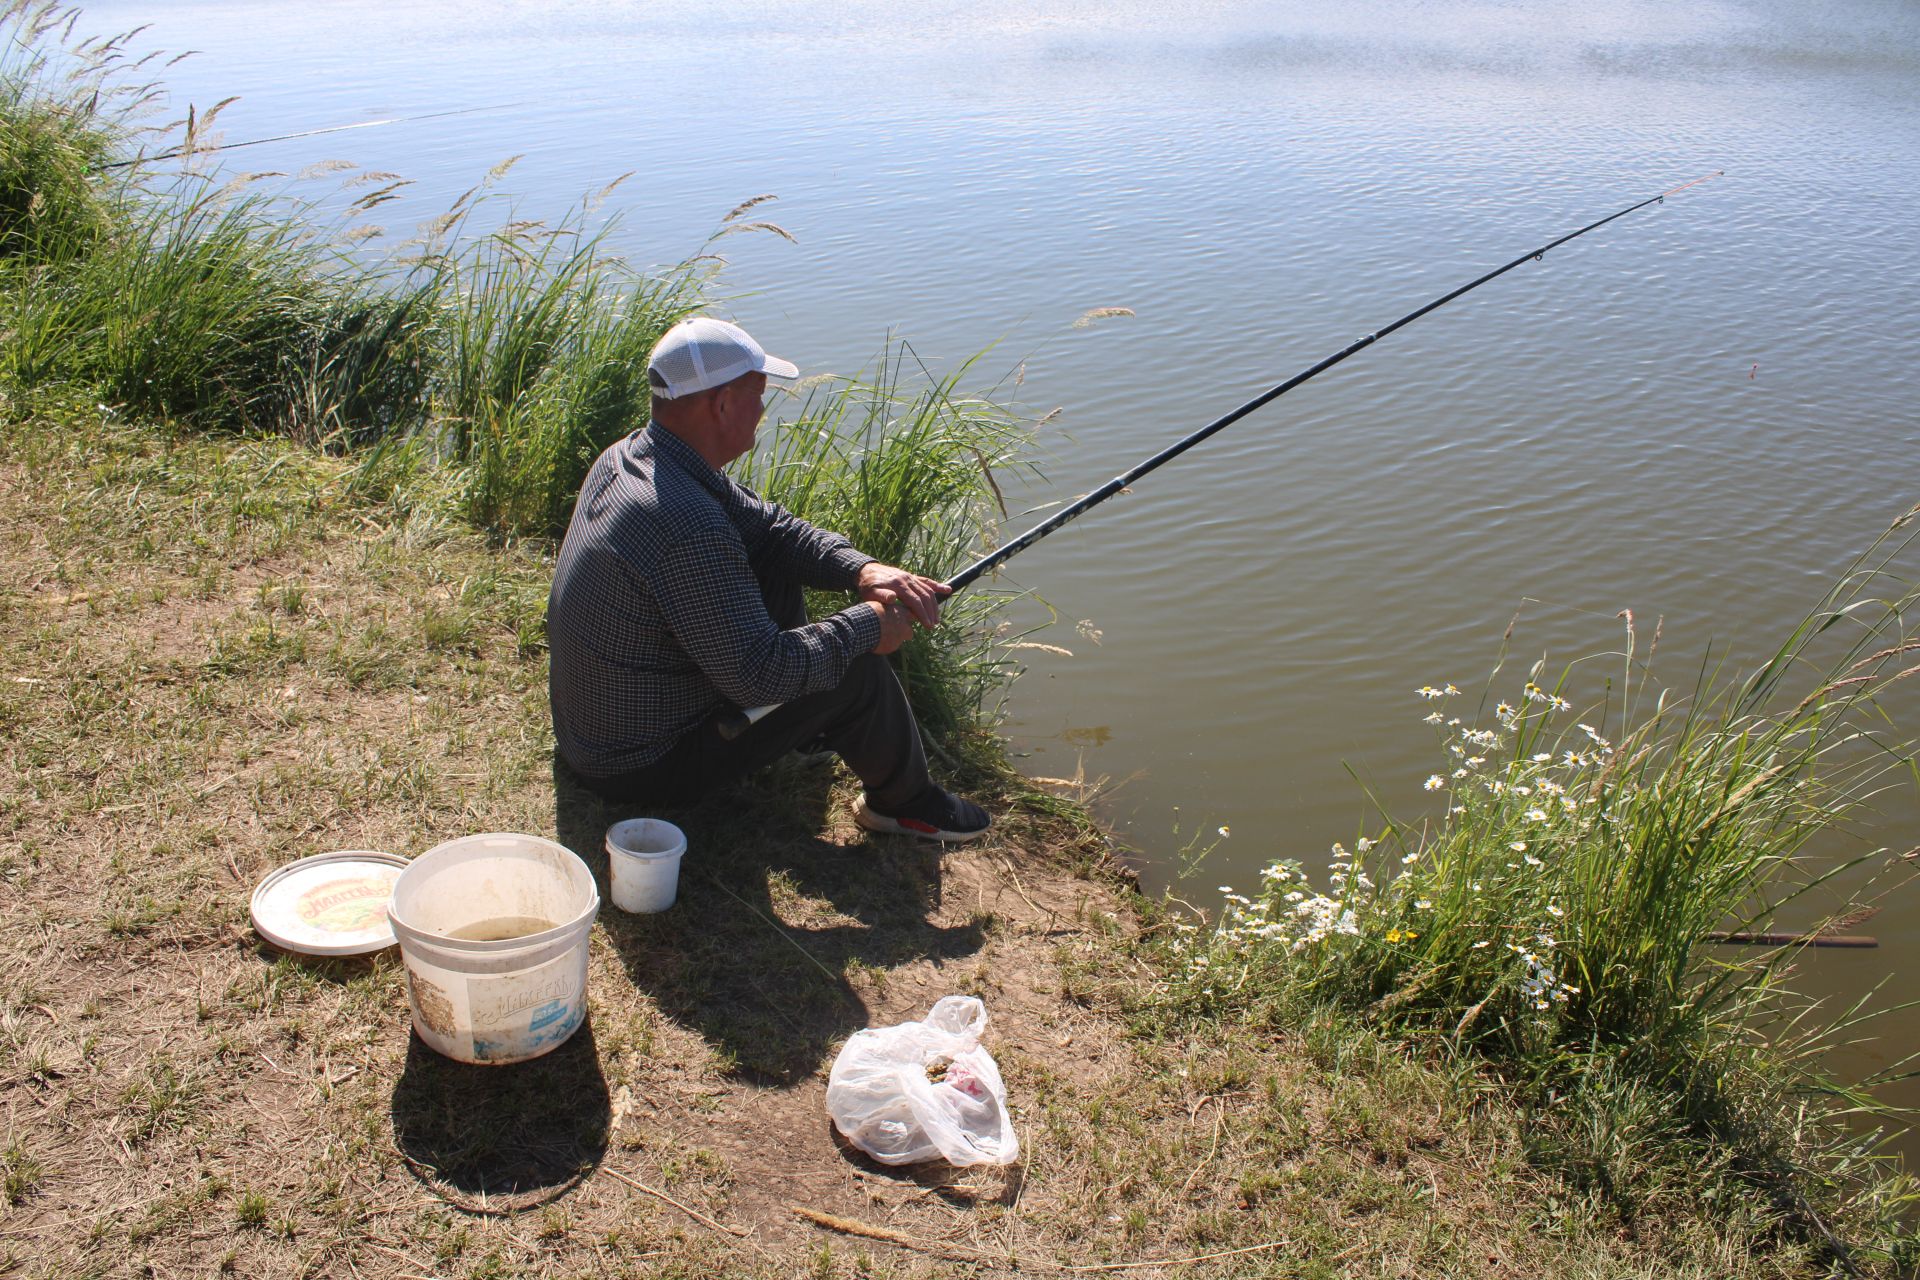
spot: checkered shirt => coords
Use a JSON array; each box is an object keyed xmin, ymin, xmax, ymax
[{"xmin": 548, "ymin": 425, "xmax": 880, "ymax": 776}]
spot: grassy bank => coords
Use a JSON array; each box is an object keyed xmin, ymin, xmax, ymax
[
  {"xmin": 7, "ymin": 3, "xmax": 1920, "ymax": 1275},
  {"xmin": 0, "ymin": 1, "xmax": 1030, "ymax": 740},
  {"xmin": 8, "ymin": 396, "xmax": 1910, "ymax": 1279},
  {"xmin": 1153, "ymin": 526, "xmax": 1920, "ymax": 1267}
]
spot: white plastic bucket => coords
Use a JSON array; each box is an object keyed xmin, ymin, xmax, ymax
[
  {"xmin": 387, "ymin": 833, "xmax": 600, "ymax": 1065},
  {"xmin": 606, "ymin": 819, "xmax": 686, "ymax": 914}
]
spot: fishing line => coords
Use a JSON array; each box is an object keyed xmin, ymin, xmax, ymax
[
  {"xmin": 716, "ymin": 170, "xmax": 1726, "ymax": 739},
  {"xmin": 100, "ymin": 101, "xmax": 526, "ymax": 169}
]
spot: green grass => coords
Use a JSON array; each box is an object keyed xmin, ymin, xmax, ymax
[
  {"xmin": 6, "ymin": 364, "xmax": 1914, "ymax": 1280},
  {"xmin": 119, "ymin": 1052, "xmax": 202, "ymax": 1145},
  {"xmin": 233, "ymin": 1189, "xmax": 270, "ymax": 1230},
  {"xmin": 737, "ymin": 341, "xmax": 1042, "ymax": 738},
  {"xmin": 2, "ymin": 1140, "xmax": 43, "ymax": 1205},
  {"xmin": 0, "ymin": 6, "xmax": 1043, "ymax": 749},
  {"xmin": 1166, "ymin": 506, "xmax": 1920, "ymax": 1267}
]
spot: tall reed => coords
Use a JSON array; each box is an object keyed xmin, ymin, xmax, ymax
[
  {"xmin": 400, "ymin": 196, "xmax": 705, "ymax": 534},
  {"xmin": 1169, "ymin": 508, "xmax": 1920, "ymax": 1243},
  {"xmin": 0, "ymin": 6, "xmax": 439, "ymax": 436},
  {"xmin": 10, "ymin": 179, "xmax": 421, "ymax": 432},
  {"xmin": 0, "ymin": 2, "xmax": 1044, "ymax": 738},
  {"xmin": 737, "ymin": 342, "xmax": 1041, "ymax": 735},
  {"xmin": 0, "ymin": 0, "xmax": 133, "ymax": 264},
  {"xmin": 0, "ymin": 4, "xmax": 703, "ymax": 503}
]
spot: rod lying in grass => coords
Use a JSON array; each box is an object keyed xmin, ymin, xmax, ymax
[{"xmin": 718, "ymin": 171, "xmax": 1724, "ymax": 739}]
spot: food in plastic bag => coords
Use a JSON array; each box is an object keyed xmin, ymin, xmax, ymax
[{"xmin": 826, "ymin": 995, "xmax": 1019, "ymax": 1166}]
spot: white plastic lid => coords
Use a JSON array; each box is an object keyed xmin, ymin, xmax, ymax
[{"xmin": 250, "ymin": 850, "xmax": 408, "ymax": 956}]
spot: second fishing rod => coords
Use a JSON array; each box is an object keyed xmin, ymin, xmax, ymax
[{"xmin": 718, "ymin": 171, "xmax": 1724, "ymax": 740}]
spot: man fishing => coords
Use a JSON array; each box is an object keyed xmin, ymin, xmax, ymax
[{"xmin": 547, "ymin": 316, "xmax": 993, "ymax": 843}]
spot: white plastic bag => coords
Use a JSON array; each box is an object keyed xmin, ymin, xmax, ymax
[{"xmin": 826, "ymin": 995, "xmax": 1019, "ymax": 1166}]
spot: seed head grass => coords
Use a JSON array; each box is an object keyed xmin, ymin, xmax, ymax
[
  {"xmin": 0, "ymin": 7, "xmax": 1046, "ymax": 759},
  {"xmin": 737, "ymin": 339, "xmax": 1047, "ymax": 744},
  {"xmin": 1169, "ymin": 512, "xmax": 1920, "ymax": 1262},
  {"xmin": 9, "ymin": 6, "xmax": 1920, "ymax": 1275}
]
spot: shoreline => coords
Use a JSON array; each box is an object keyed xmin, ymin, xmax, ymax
[{"xmin": 1, "ymin": 403, "xmax": 1907, "ymax": 1276}]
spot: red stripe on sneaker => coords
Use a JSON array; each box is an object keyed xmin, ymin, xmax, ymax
[{"xmin": 902, "ymin": 818, "xmax": 938, "ymax": 834}]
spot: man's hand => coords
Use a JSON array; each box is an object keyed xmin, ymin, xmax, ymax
[
  {"xmin": 857, "ymin": 562, "xmax": 950, "ymax": 629},
  {"xmin": 867, "ymin": 597, "xmax": 915, "ymax": 654}
]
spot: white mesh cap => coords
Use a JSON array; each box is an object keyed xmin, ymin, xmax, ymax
[{"xmin": 646, "ymin": 317, "xmax": 799, "ymax": 399}]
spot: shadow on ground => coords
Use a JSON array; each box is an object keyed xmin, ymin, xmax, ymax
[
  {"xmin": 553, "ymin": 755, "xmax": 987, "ymax": 1084},
  {"xmin": 391, "ymin": 1021, "xmax": 611, "ymax": 1210},
  {"xmin": 826, "ymin": 1118, "xmax": 1026, "ymax": 1206}
]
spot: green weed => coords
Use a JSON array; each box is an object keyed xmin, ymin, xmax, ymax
[
  {"xmin": 120, "ymin": 1052, "xmax": 201, "ymax": 1143},
  {"xmin": 1, "ymin": 1140, "xmax": 42, "ymax": 1205},
  {"xmin": 737, "ymin": 340, "xmax": 1042, "ymax": 738},
  {"xmin": 1172, "ymin": 508, "xmax": 1920, "ymax": 1256},
  {"xmin": 233, "ymin": 1188, "xmax": 269, "ymax": 1229}
]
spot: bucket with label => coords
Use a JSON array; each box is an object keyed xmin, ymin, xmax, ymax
[{"xmin": 386, "ymin": 833, "xmax": 600, "ymax": 1065}]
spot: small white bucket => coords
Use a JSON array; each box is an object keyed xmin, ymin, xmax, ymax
[
  {"xmin": 387, "ymin": 833, "xmax": 600, "ymax": 1065},
  {"xmin": 606, "ymin": 819, "xmax": 686, "ymax": 914}
]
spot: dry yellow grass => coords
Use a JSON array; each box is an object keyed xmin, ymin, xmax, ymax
[{"xmin": 0, "ymin": 397, "xmax": 1854, "ymax": 1278}]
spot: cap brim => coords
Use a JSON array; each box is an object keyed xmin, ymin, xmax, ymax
[{"xmin": 759, "ymin": 353, "xmax": 800, "ymax": 383}]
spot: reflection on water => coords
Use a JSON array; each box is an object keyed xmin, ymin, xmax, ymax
[{"xmin": 85, "ymin": 0, "xmax": 1920, "ymax": 1132}]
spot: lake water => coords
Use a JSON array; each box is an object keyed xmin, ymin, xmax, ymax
[{"xmin": 83, "ymin": 0, "xmax": 1920, "ymax": 1118}]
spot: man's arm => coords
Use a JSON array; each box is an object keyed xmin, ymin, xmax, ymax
[
  {"xmin": 650, "ymin": 528, "xmax": 885, "ymax": 708},
  {"xmin": 742, "ymin": 494, "xmax": 950, "ymax": 628},
  {"xmin": 739, "ymin": 494, "xmax": 872, "ymax": 590}
]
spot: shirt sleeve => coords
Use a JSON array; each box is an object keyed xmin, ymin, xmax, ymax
[
  {"xmin": 736, "ymin": 488, "xmax": 874, "ymax": 590},
  {"xmin": 648, "ymin": 526, "xmax": 883, "ymax": 707}
]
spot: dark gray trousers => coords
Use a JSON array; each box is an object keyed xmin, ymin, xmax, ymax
[{"xmin": 578, "ymin": 575, "xmax": 931, "ymax": 810}]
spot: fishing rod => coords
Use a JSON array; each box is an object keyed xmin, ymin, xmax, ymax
[
  {"xmin": 101, "ymin": 101, "xmax": 525, "ymax": 170},
  {"xmin": 718, "ymin": 170, "xmax": 1724, "ymax": 741}
]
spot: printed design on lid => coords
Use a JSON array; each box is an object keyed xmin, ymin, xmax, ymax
[{"xmin": 294, "ymin": 874, "xmax": 397, "ymax": 934}]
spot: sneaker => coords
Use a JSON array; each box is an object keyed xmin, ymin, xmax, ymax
[{"xmin": 854, "ymin": 788, "xmax": 992, "ymax": 844}]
